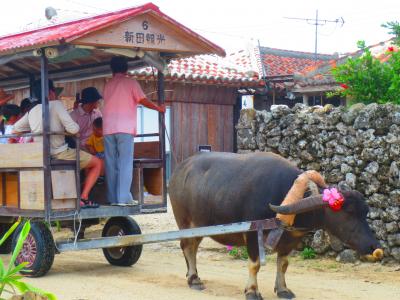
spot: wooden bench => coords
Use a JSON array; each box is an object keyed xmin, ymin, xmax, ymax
[{"xmin": 0, "ymin": 143, "xmax": 77, "ymax": 210}]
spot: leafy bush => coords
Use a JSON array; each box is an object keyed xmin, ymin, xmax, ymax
[
  {"xmin": 0, "ymin": 219, "xmax": 56, "ymax": 300},
  {"xmin": 330, "ymin": 21, "xmax": 400, "ymax": 105},
  {"xmin": 300, "ymin": 247, "xmax": 316, "ymax": 260},
  {"xmin": 227, "ymin": 246, "xmax": 249, "ymax": 260}
]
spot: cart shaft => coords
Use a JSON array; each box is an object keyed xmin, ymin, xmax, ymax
[{"xmin": 56, "ymin": 218, "xmax": 279, "ymax": 253}]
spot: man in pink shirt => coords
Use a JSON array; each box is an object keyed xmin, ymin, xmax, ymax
[
  {"xmin": 70, "ymin": 87, "xmax": 102, "ymax": 149},
  {"xmin": 103, "ymin": 56, "xmax": 165, "ymax": 205}
]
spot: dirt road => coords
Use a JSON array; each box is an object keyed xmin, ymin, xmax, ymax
[{"xmin": 3, "ymin": 207, "xmax": 400, "ymax": 300}]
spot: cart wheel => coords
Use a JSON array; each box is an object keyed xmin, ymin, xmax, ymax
[
  {"xmin": 0, "ymin": 223, "xmax": 13, "ymax": 254},
  {"xmin": 102, "ymin": 217, "xmax": 142, "ymax": 267},
  {"xmin": 12, "ymin": 222, "xmax": 55, "ymax": 277}
]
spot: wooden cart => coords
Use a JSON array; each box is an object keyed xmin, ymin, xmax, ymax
[{"xmin": 0, "ymin": 3, "xmax": 226, "ymax": 277}]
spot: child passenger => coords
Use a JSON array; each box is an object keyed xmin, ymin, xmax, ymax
[{"xmin": 86, "ymin": 117, "xmax": 104, "ymax": 159}]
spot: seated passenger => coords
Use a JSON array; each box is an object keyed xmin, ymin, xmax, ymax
[
  {"xmin": 0, "ymin": 104, "xmax": 20, "ymax": 143},
  {"xmin": 20, "ymin": 97, "xmax": 37, "ymax": 115},
  {"xmin": 13, "ymin": 79, "xmax": 102, "ymax": 208},
  {"xmin": 70, "ymin": 87, "xmax": 102, "ymax": 150},
  {"xmin": 86, "ymin": 117, "xmax": 104, "ymax": 159},
  {"xmin": 18, "ymin": 99, "xmax": 38, "ymax": 143}
]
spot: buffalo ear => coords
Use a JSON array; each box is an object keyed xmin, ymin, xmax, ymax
[
  {"xmin": 342, "ymin": 199, "xmax": 355, "ymax": 213},
  {"xmin": 339, "ymin": 191, "xmax": 368, "ymax": 216}
]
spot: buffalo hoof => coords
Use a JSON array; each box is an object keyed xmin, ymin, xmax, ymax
[
  {"xmin": 188, "ymin": 275, "xmax": 205, "ymax": 291},
  {"xmin": 277, "ymin": 289, "xmax": 296, "ymax": 299},
  {"xmin": 245, "ymin": 292, "xmax": 263, "ymax": 300},
  {"xmin": 189, "ymin": 282, "xmax": 205, "ymax": 291}
]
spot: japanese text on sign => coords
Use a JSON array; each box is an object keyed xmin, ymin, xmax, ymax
[{"xmin": 123, "ymin": 20, "xmax": 166, "ymax": 45}]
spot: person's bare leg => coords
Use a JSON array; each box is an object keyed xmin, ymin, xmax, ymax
[
  {"xmin": 100, "ymin": 159, "xmax": 105, "ymax": 176},
  {"xmin": 81, "ymin": 156, "xmax": 102, "ymax": 200}
]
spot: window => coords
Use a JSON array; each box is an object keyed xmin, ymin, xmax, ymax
[
  {"xmin": 135, "ymin": 105, "xmax": 171, "ymax": 152},
  {"xmin": 241, "ymin": 95, "xmax": 254, "ymax": 109}
]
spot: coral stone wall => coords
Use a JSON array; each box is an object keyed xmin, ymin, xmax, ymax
[{"xmin": 236, "ymin": 103, "xmax": 400, "ymax": 262}]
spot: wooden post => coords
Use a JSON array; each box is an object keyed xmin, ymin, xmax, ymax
[
  {"xmin": 272, "ymin": 83, "xmax": 276, "ymax": 105},
  {"xmin": 303, "ymin": 94, "xmax": 309, "ymax": 106},
  {"xmin": 40, "ymin": 50, "xmax": 52, "ymax": 221},
  {"xmin": 320, "ymin": 92, "xmax": 324, "ymax": 106}
]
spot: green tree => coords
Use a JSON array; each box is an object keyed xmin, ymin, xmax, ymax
[{"xmin": 330, "ymin": 21, "xmax": 400, "ymax": 105}]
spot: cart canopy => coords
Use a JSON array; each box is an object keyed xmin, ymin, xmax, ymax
[{"xmin": 0, "ymin": 2, "xmax": 225, "ymax": 89}]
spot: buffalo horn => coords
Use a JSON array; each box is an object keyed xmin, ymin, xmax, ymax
[{"xmin": 269, "ymin": 195, "xmax": 326, "ymax": 215}]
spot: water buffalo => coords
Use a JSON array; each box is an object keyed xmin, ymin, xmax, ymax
[{"xmin": 169, "ymin": 152, "xmax": 382, "ymax": 300}]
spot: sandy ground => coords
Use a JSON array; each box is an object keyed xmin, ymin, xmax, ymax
[{"xmin": 2, "ymin": 205, "xmax": 400, "ymax": 300}]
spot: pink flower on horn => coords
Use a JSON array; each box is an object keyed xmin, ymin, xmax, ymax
[
  {"xmin": 323, "ymin": 188, "xmax": 344, "ymax": 211},
  {"xmin": 226, "ymin": 245, "xmax": 233, "ymax": 251}
]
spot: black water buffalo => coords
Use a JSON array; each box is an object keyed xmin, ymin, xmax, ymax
[{"xmin": 169, "ymin": 152, "xmax": 382, "ymax": 300}]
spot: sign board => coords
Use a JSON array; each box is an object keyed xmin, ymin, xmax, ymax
[
  {"xmin": 198, "ymin": 145, "xmax": 212, "ymax": 152},
  {"xmin": 74, "ymin": 12, "xmax": 210, "ymax": 54},
  {"xmin": 241, "ymin": 95, "xmax": 254, "ymax": 109}
]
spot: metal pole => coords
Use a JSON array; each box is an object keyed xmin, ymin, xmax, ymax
[
  {"xmin": 29, "ymin": 74, "xmax": 35, "ymax": 98},
  {"xmin": 75, "ymin": 137, "xmax": 81, "ymax": 212},
  {"xmin": 284, "ymin": 13, "xmax": 343, "ymax": 61},
  {"xmin": 40, "ymin": 49, "xmax": 52, "ymax": 222},
  {"xmin": 315, "ymin": 9, "xmax": 318, "ymax": 61},
  {"xmin": 157, "ymin": 70, "xmax": 167, "ymax": 207},
  {"xmin": 56, "ymin": 218, "xmax": 279, "ymax": 252}
]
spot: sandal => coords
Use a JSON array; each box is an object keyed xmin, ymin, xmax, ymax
[{"xmin": 80, "ymin": 199, "xmax": 99, "ymax": 209}]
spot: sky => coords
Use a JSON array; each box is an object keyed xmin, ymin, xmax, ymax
[{"xmin": 0, "ymin": 0, "xmax": 399, "ymax": 55}]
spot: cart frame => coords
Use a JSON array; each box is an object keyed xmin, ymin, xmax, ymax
[
  {"xmin": 0, "ymin": 50, "xmax": 168, "ymax": 220},
  {"xmin": 0, "ymin": 3, "xmax": 226, "ymax": 221},
  {"xmin": 0, "ymin": 3, "xmax": 255, "ymax": 277}
]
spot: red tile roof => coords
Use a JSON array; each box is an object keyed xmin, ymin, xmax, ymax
[
  {"xmin": 292, "ymin": 39, "xmax": 397, "ymax": 89},
  {"xmin": 130, "ymin": 51, "xmax": 264, "ymax": 86},
  {"xmin": 260, "ymin": 47, "xmax": 336, "ymax": 77},
  {"xmin": 0, "ymin": 2, "xmax": 225, "ymax": 56},
  {"xmin": 129, "ymin": 46, "xmax": 337, "ymax": 86}
]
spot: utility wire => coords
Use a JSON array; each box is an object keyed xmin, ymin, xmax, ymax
[
  {"xmin": 194, "ymin": 28, "xmax": 255, "ymax": 40},
  {"xmin": 319, "ymin": 22, "xmax": 340, "ymax": 37},
  {"xmin": 55, "ymin": 8, "xmax": 91, "ymax": 16},
  {"xmin": 284, "ymin": 10, "xmax": 344, "ymax": 60},
  {"xmin": 61, "ymin": 0, "xmax": 109, "ymax": 12}
]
